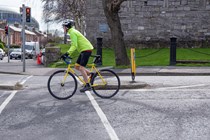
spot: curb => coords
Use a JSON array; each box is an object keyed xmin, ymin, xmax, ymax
[
  {"xmin": 120, "ymin": 81, "xmax": 149, "ymax": 89},
  {"xmin": 116, "ymin": 72, "xmax": 210, "ymax": 76},
  {"xmin": 2, "ymin": 71, "xmax": 210, "ymax": 76},
  {"xmin": 0, "ymin": 81, "xmax": 148, "ymax": 90},
  {"xmin": 0, "ymin": 82, "xmax": 23, "ymax": 90}
]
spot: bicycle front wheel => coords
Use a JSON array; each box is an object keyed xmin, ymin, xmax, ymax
[
  {"xmin": 47, "ymin": 70, "xmax": 77, "ymax": 100},
  {"xmin": 91, "ymin": 69, "xmax": 120, "ymax": 98}
]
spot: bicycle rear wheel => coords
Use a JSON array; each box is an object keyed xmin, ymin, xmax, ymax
[
  {"xmin": 47, "ymin": 70, "xmax": 77, "ymax": 100},
  {"xmin": 91, "ymin": 69, "xmax": 120, "ymax": 98}
]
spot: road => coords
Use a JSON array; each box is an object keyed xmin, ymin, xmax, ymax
[{"xmin": 0, "ymin": 75, "xmax": 210, "ymax": 140}]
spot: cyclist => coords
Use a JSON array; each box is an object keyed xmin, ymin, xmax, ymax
[{"xmin": 62, "ymin": 20, "xmax": 94, "ymax": 92}]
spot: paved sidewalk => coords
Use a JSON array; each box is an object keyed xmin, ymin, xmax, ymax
[
  {"xmin": 0, "ymin": 59, "xmax": 210, "ymax": 90},
  {"xmin": 1, "ymin": 59, "xmax": 210, "ymax": 76},
  {"xmin": 115, "ymin": 66, "xmax": 210, "ymax": 76}
]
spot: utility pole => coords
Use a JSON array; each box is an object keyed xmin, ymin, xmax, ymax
[
  {"xmin": 5, "ymin": 24, "xmax": 10, "ymax": 63},
  {"xmin": 20, "ymin": 4, "xmax": 31, "ymax": 72},
  {"xmin": 21, "ymin": 4, "xmax": 26, "ymax": 72}
]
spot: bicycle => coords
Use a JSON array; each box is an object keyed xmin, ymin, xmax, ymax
[{"xmin": 47, "ymin": 55, "xmax": 121, "ymax": 100}]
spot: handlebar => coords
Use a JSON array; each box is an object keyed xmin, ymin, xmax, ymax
[
  {"xmin": 61, "ymin": 55, "xmax": 72, "ymax": 64},
  {"xmin": 61, "ymin": 54, "xmax": 101, "ymax": 65}
]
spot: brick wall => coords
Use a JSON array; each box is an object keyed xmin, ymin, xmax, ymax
[
  {"xmin": 0, "ymin": 28, "xmax": 4, "ymax": 42},
  {"xmin": 86, "ymin": 0, "xmax": 210, "ymax": 48}
]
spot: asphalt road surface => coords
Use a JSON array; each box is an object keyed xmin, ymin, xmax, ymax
[{"xmin": 0, "ymin": 75, "xmax": 210, "ymax": 140}]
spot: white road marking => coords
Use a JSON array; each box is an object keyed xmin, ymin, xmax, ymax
[
  {"xmin": 121, "ymin": 84, "xmax": 207, "ymax": 92},
  {"xmin": 86, "ymin": 91, "xmax": 119, "ymax": 140},
  {"xmin": 157, "ymin": 84, "xmax": 206, "ymax": 90},
  {"xmin": 76, "ymin": 77, "xmax": 119, "ymax": 140},
  {"xmin": 19, "ymin": 75, "xmax": 33, "ymax": 85},
  {"xmin": 0, "ymin": 75, "xmax": 33, "ymax": 115},
  {"xmin": 0, "ymin": 90, "xmax": 17, "ymax": 114}
]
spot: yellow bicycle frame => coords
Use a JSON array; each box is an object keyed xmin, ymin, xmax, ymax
[{"xmin": 63, "ymin": 63, "xmax": 107, "ymax": 87}]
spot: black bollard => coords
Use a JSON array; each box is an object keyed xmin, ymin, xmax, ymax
[
  {"xmin": 96, "ymin": 37, "xmax": 103, "ymax": 65},
  {"xmin": 170, "ymin": 37, "xmax": 177, "ymax": 65}
]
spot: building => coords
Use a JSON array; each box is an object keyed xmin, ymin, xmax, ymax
[
  {"xmin": 0, "ymin": 27, "xmax": 4, "ymax": 42},
  {"xmin": 0, "ymin": 7, "xmax": 46, "ymax": 47},
  {"xmin": 86, "ymin": 0, "xmax": 210, "ymax": 48},
  {"xmin": 0, "ymin": 7, "xmax": 39, "ymax": 29},
  {"xmin": 0, "ymin": 21, "xmax": 40, "ymax": 46}
]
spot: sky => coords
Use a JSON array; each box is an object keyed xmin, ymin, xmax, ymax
[{"xmin": 0, "ymin": 0, "xmax": 61, "ymax": 32}]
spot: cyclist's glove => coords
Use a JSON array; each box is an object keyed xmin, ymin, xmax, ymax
[{"xmin": 61, "ymin": 52, "xmax": 69, "ymax": 60}]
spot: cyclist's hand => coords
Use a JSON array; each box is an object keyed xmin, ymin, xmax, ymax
[{"xmin": 61, "ymin": 52, "xmax": 69, "ymax": 59}]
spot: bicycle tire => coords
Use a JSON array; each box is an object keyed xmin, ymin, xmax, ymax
[
  {"xmin": 47, "ymin": 70, "xmax": 77, "ymax": 100},
  {"xmin": 91, "ymin": 69, "xmax": 120, "ymax": 98}
]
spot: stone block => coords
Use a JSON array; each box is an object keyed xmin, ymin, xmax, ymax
[{"xmin": 45, "ymin": 47, "xmax": 61, "ymax": 66}]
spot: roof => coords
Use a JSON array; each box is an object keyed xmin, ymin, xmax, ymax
[
  {"xmin": 9, "ymin": 26, "xmax": 36, "ymax": 35},
  {"xmin": 0, "ymin": 7, "xmax": 18, "ymax": 13}
]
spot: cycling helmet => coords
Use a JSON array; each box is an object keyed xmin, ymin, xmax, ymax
[{"xmin": 62, "ymin": 20, "xmax": 75, "ymax": 29}]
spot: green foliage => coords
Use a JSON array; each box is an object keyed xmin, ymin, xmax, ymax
[{"xmin": 0, "ymin": 42, "xmax": 4, "ymax": 50}]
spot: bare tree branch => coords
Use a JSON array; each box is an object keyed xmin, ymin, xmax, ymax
[{"xmin": 41, "ymin": 0, "xmax": 86, "ymax": 34}]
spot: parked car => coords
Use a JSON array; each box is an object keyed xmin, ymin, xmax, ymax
[
  {"xmin": 8, "ymin": 48, "xmax": 15, "ymax": 55},
  {"xmin": 0, "ymin": 53, "xmax": 3, "ymax": 60},
  {"xmin": 10, "ymin": 48, "xmax": 31, "ymax": 59},
  {"xmin": 0, "ymin": 48, "xmax": 5, "ymax": 60},
  {"xmin": 10, "ymin": 48, "xmax": 22, "ymax": 59}
]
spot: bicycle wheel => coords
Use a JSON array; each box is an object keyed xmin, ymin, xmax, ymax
[
  {"xmin": 47, "ymin": 70, "xmax": 77, "ymax": 100},
  {"xmin": 91, "ymin": 69, "xmax": 120, "ymax": 98}
]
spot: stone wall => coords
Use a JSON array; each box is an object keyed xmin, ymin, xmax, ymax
[
  {"xmin": 86, "ymin": 0, "xmax": 210, "ymax": 48},
  {"xmin": 44, "ymin": 47, "xmax": 61, "ymax": 66}
]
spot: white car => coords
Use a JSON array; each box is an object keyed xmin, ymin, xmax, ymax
[
  {"xmin": 0, "ymin": 48, "xmax": 5, "ymax": 60},
  {"xmin": 10, "ymin": 48, "xmax": 22, "ymax": 59},
  {"xmin": 0, "ymin": 53, "xmax": 3, "ymax": 60},
  {"xmin": 10, "ymin": 48, "xmax": 30, "ymax": 59}
]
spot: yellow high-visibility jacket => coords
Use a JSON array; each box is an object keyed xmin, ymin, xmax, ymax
[{"xmin": 67, "ymin": 28, "xmax": 93, "ymax": 56}]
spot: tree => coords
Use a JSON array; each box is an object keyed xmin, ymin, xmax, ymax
[
  {"xmin": 42, "ymin": 0, "xmax": 130, "ymax": 66},
  {"xmin": 0, "ymin": 39, "xmax": 5, "ymax": 50},
  {"xmin": 102, "ymin": 0, "xmax": 130, "ymax": 66},
  {"xmin": 41, "ymin": 0, "xmax": 86, "ymax": 34}
]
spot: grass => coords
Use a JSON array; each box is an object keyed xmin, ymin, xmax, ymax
[
  {"xmin": 133, "ymin": 48, "xmax": 170, "ymax": 66},
  {"xmin": 134, "ymin": 48, "xmax": 210, "ymax": 66},
  {"xmin": 177, "ymin": 48, "xmax": 210, "ymax": 60},
  {"xmin": 50, "ymin": 44, "xmax": 210, "ymax": 68}
]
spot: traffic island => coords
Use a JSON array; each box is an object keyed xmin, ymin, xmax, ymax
[
  {"xmin": 120, "ymin": 80, "xmax": 149, "ymax": 89},
  {"xmin": 0, "ymin": 82, "xmax": 23, "ymax": 90},
  {"xmin": 93, "ymin": 80, "xmax": 148, "ymax": 90}
]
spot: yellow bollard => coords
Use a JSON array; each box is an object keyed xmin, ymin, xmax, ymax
[{"xmin": 130, "ymin": 48, "xmax": 136, "ymax": 81}]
